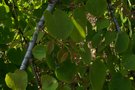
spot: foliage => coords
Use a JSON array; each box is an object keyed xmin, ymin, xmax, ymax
[{"xmin": 0, "ymin": 0, "xmax": 135, "ymax": 90}]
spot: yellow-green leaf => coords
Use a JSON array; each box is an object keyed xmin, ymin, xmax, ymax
[
  {"xmin": 71, "ymin": 17, "xmax": 86, "ymax": 39},
  {"xmin": 5, "ymin": 70, "xmax": 28, "ymax": 90}
]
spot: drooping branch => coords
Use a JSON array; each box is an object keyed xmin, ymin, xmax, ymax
[
  {"xmin": 107, "ymin": 0, "xmax": 120, "ymax": 32},
  {"xmin": 20, "ymin": 0, "xmax": 58, "ymax": 70}
]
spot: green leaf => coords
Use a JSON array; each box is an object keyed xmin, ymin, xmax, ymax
[
  {"xmin": 0, "ymin": 6, "xmax": 8, "ymax": 20},
  {"xmin": 70, "ymin": 7, "xmax": 87, "ymax": 42},
  {"xmin": 57, "ymin": 85, "xmax": 71, "ymax": 90},
  {"xmin": 70, "ymin": 28, "xmax": 84, "ymax": 42},
  {"xmin": 90, "ymin": 60, "xmax": 106, "ymax": 90},
  {"xmin": 109, "ymin": 73, "xmax": 132, "ymax": 90},
  {"xmin": 57, "ymin": 48, "xmax": 68, "ymax": 63},
  {"xmin": 105, "ymin": 31, "xmax": 117, "ymax": 45},
  {"xmin": 32, "ymin": 45, "xmax": 46, "ymax": 60},
  {"xmin": 115, "ymin": 32, "xmax": 129, "ymax": 53},
  {"xmin": 73, "ymin": 7, "xmax": 87, "ymax": 29},
  {"xmin": 45, "ymin": 9, "xmax": 73, "ymax": 39},
  {"xmin": 80, "ymin": 44, "xmax": 91, "ymax": 64},
  {"xmin": 76, "ymin": 86, "xmax": 85, "ymax": 90},
  {"xmin": 96, "ymin": 18, "xmax": 110, "ymax": 30},
  {"xmin": 0, "ymin": 27, "xmax": 14, "ymax": 44},
  {"xmin": 46, "ymin": 55, "xmax": 56, "ymax": 70},
  {"xmin": 7, "ymin": 48, "xmax": 25, "ymax": 65},
  {"xmin": 0, "ymin": 6, "xmax": 12, "ymax": 27},
  {"xmin": 86, "ymin": 0, "xmax": 107, "ymax": 16},
  {"xmin": 97, "ymin": 42, "xmax": 106, "ymax": 52},
  {"xmin": 36, "ymin": 31, "xmax": 45, "ymax": 43},
  {"xmin": 55, "ymin": 60, "xmax": 77, "ymax": 83},
  {"xmin": 71, "ymin": 17, "xmax": 86, "ymax": 39},
  {"xmin": 41, "ymin": 75, "xmax": 58, "ymax": 90},
  {"xmin": 86, "ymin": 22, "xmax": 96, "ymax": 41},
  {"xmin": 5, "ymin": 70, "xmax": 28, "ymax": 90},
  {"xmin": 132, "ymin": 33, "xmax": 135, "ymax": 53},
  {"xmin": 91, "ymin": 33, "xmax": 102, "ymax": 48},
  {"xmin": 46, "ymin": 40, "xmax": 54, "ymax": 55},
  {"xmin": 122, "ymin": 54, "xmax": 135, "ymax": 70}
]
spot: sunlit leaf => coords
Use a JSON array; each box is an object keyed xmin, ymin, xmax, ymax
[
  {"xmin": 5, "ymin": 70, "xmax": 28, "ymax": 90},
  {"xmin": 70, "ymin": 28, "xmax": 85, "ymax": 42},
  {"xmin": 71, "ymin": 17, "xmax": 86, "ymax": 39}
]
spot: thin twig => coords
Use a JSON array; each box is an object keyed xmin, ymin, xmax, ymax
[
  {"xmin": 107, "ymin": 0, "xmax": 120, "ymax": 32},
  {"xmin": 20, "ymin": 0, "xmax": 58, "ymax": 70}
]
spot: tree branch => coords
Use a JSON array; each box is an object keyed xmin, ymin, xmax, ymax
[
  {"xmin": 20, "ymin": 0, "xmax": 58, "ymax": 70},
  {"xmin": 107, "ymin": 0, "xmax": 120, "ymax": 32}
]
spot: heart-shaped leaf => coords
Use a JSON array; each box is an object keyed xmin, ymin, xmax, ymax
[
  {"xmin": 45, "ymin": 9, "xmax": 73, "ymax": 39},
  {"xmin": 55, "ymin": 60, "xmax": 77, "ymax": 83},
  {"xmin": 5, "ymin": 69, "xmax": 28, "ymax": 90},
  {"xmin": 86, "ymin": 0, "xmax": 107, "ymax": 16},
  {"xmin": 96, "ymin": 18, "xmax": 110, "ymax": 30},
  {"xmin": 41, "ymin": 75, "xmax": 58, "ymax": 90},
  {"xmin": 32, "ymin": 45, "xmax": 46, "ymax": 60}
]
